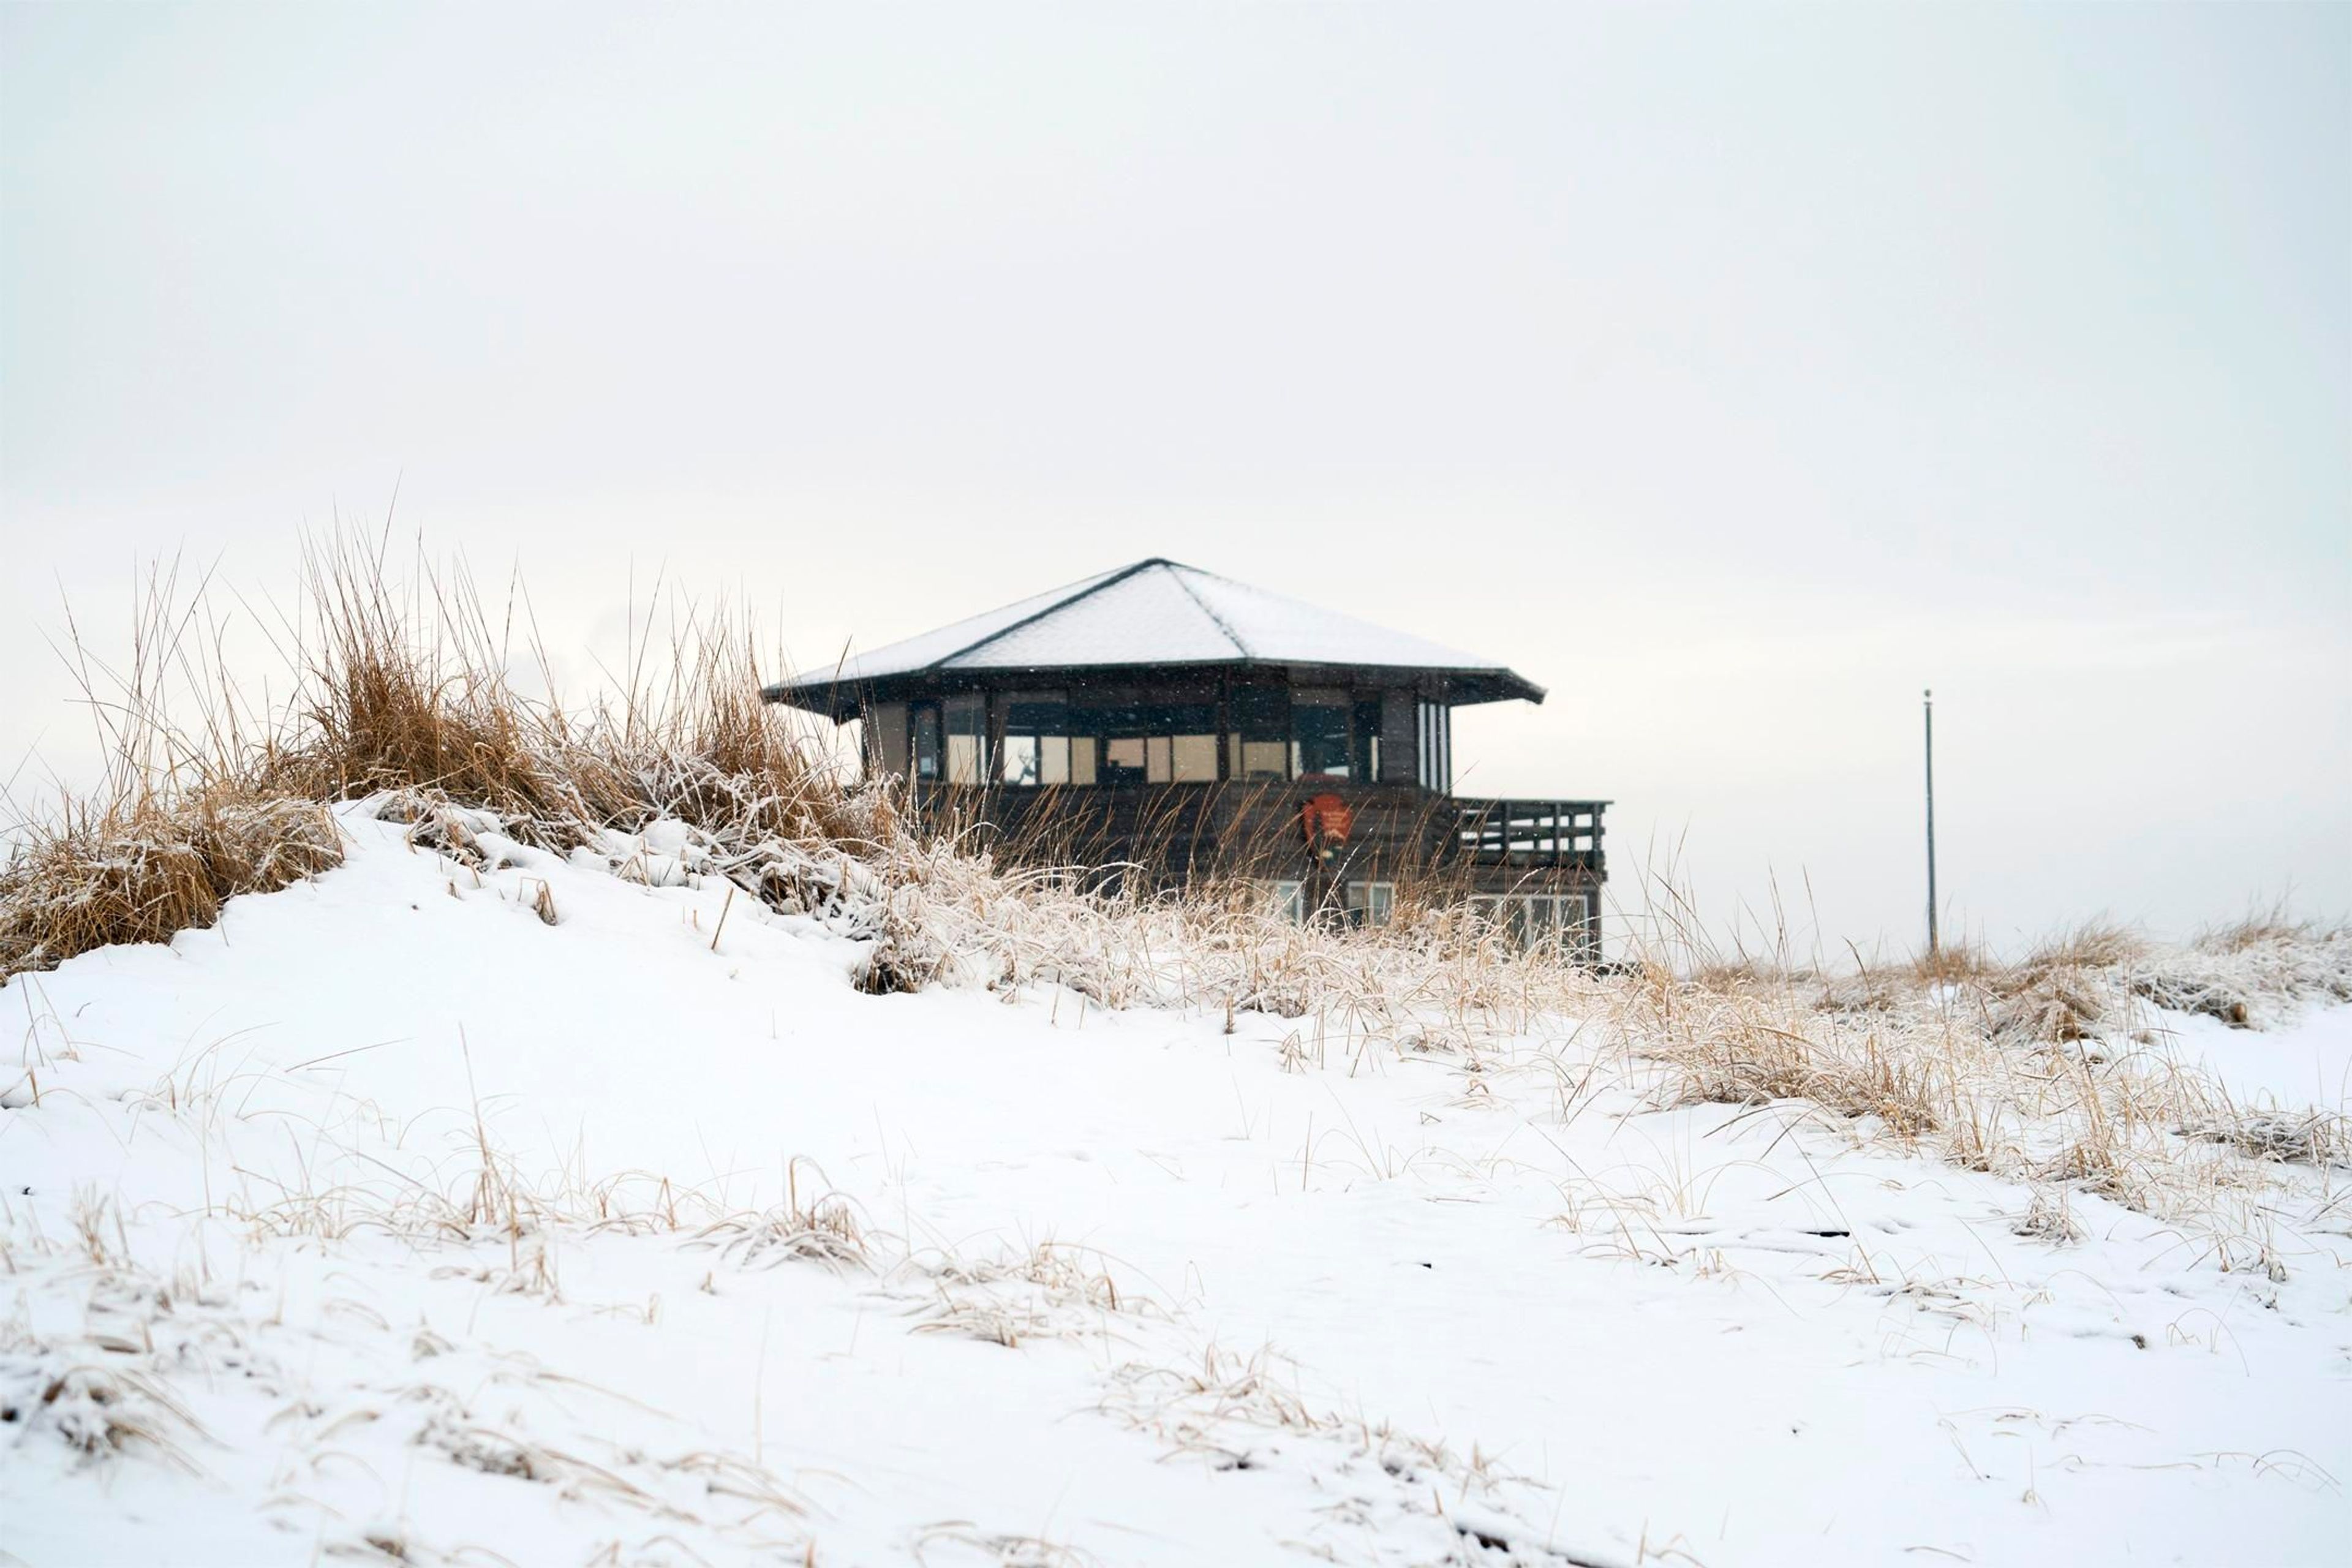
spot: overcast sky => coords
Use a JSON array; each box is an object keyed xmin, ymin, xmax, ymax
[{"xmin": 4, "ymin": 3, "xmax": 2346, "ymax": 956}]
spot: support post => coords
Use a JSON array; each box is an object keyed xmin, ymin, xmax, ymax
[{"xmin": 1924, "ymin": 688, "xmax": 1939, "ymax": 959}]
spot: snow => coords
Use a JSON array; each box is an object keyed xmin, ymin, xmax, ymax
[
  {"xmin": 956, "ymin": 563, "xmax": 1248, "ymax": 670},
  {"xmin": 4, "ymin": 805, "xmax": 2347, "ymax": 1566},
  {"xmin": 793, "ymin": 562, "xmax": 1131, "ymax": 689},
  {"xmin": 2129, "ymin": 1005, "xmax": 2352, "ymax": 1112},
  {"xmin": 775, "ymin": 559, "xmax": 1528, "ymax": 692}
]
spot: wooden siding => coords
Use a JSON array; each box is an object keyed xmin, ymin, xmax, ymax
[{"xmin": 907, "ymin": 779, "xmax": 1607, "ymax": 892}]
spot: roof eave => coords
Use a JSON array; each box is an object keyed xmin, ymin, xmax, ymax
[{"xmin": 763, "ymin": 660, "xmax": 1547, "ymax": 717}]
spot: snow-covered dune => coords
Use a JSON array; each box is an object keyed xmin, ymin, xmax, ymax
[{"xmin": 4, "ymin": 805, "xmax": 2346, "ymax": 1566}]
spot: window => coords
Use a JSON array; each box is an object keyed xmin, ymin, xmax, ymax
[
  {"xmin": 1087, "ymin": 698, "xmax": 1216, "ymax": 786},
  {"xmin": 1417, "ymin": 701, "xmax": 1452, "ymax": 793},
  {"xmin": 1558, "ymin": 892, "xmax": 1595, "ymax": 957},
  {"xmin": 1103, "ymin": 736, "xmax": 1147, "ymax": 784},
  {"xmin": 1001, "ymin": 734, "xmax": 1041, "ymax": 786},
  {"xmin": 1344, "ymin": 881, "xmax": 1396, "ymax": 927},
  {"xmin": 1229, "ymin": 686, "xmax": 1289, "ymax": 781},
  {"xmin": 944, "ymin": 694, "xmax": 987, "ymax": 785},
  {"xmin": 911, "ymin": 703, "xmax": 942, "ymax": 782},
  {"xmin": 1171, "ymin": 734, "xmax": 1217, "ymax": 782},
  {"xmin": 1000, "ymin": 693, "xmax": 1071, "ymax": 787},
  {"xmin": 1263, "ymin": 879, "xmax": 1395, "ymax": 927},
  {"xmin": 1291, "ymin": 689, "xmax": 1352, "ymax": 778},
  {"xmin": 1464, "ymin": 892, "xmax": 1594, "ymax": 955}
]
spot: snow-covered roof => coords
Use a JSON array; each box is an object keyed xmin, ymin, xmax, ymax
[{"xmin": 767, "ymin": 559, "xmax": 1542, "ymax": 714}]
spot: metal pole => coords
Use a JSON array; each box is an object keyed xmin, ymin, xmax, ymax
[{"xmin": 1924, "ymin": 688, "xmax": 1938, "ymax": 958}]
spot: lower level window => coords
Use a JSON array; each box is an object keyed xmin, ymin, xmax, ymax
[
  {"xmin": 1264, "ymin": 880, "xmax": 1395, "ymax": 927},
  {"xmin": 1344, "ymin": 881, "xmax": 1396, "ymax": 927},
  {"xmin": 1466, "ymin": 892, "xmax": 1593, "ymax": 953}
]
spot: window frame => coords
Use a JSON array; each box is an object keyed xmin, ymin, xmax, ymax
[
  {"xmin": 998, "ymin": 691, "xmax": 1072, "ymax": 788},
  {"xmin": 943, "ymin": 693, "xmax": 987, "ymax": 785}
]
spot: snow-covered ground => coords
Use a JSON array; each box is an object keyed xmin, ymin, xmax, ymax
[
  {"xmin": 2150, "ymin": 1006, "xmax": 2352, "ymax": 1114},
  {"xmin": 4, "ymin": 804, "xmax": 2346, "ymax": 1566}
]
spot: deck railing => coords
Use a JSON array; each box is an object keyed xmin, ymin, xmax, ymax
[{"xmin": 1451, "ymin": 798, "xmax": 1608, "ymax": 870}]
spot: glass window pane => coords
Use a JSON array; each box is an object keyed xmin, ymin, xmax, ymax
[
  {"xmin": 1000, "ymin": 734, "xmax": 1041, "ymax": 786},
  {"xmin": 1292, "ymin": 697, "xmax": 1351, "ymax": 777},
  {"xmin": 1232, "ymin": 686, "xmax": 1287, "ymax": 742},
  {"xmin": 1155, "ymin": 701, "xmax": 1215, "ymax": 734},
  {"xmin": 1170, "ymin": 734, "xmax": 1217, "ymax": 782},
  {"xmin": 1069, "ymin": 736, "xmax": 1097, "ymax": 786},
  {"xmin": 1005, "ymin": 695, "xmax": 1068, "ymax": 733},
  {"xmin": 1240, "ymin": 740, "xmax": 1287, "ymax": 780},
  {"xmin": 944, "ymin": 695, "xmax": 987, "ymax": 785},
  {"xmin": 1145, "ymin": 736, "xmax": 1172, "ymax": 783},
  {"xmin": 1040, "ymin": 734, "xmax": 1069, "ymax": 786}
]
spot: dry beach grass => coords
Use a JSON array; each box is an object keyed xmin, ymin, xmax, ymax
[
  {"xmin": 4, "ymin": 541, "xmax": 2348, "ymax": 1564},
  {"xmin": 6, "ymin": 539, "xmax": 2348, "ymax": 1247}
]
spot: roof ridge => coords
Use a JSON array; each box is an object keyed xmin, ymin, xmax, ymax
[
  {"xmin": 925, "ymin": 559, "xmax": 1163, "ymax": 672},
  {"xmin": 1161, "ymin": 562, "xmax": 1250, "ymax": 659}
]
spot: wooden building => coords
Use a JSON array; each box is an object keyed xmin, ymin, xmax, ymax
[{"xmin": 764, "ymin": 559, "xmax": 1607, "ymax": 955}]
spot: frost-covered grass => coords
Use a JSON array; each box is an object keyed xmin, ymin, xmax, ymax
[
  {"xmin": 3, "ymin": 545, "xmax": 2348, "ymax": 1564},
  {"xmin": 6, "ymin": 802, "xmax": 2346, "ymax": 1566},
  {"xmin": 0, "ymin": 788, "xmax": 341, "ymax": 979}
]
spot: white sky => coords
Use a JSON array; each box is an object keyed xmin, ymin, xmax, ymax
[{"xmin": 4, "ymin": 3, "xmax": 2347, "ymax": 956}]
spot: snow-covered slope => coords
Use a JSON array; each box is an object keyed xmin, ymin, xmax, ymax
[{"xmin": 4, "ymin": 804, "xmax": 2346, "ymax": 1566}]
